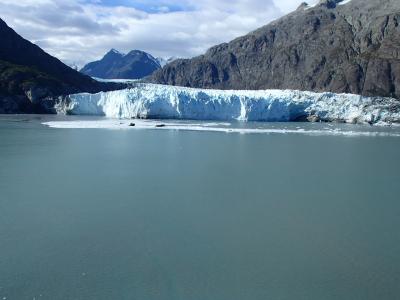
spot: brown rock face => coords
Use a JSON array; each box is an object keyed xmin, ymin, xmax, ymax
[{"xmin": 150, "ymin": 0, "xmax": 400, "ymax": 99}]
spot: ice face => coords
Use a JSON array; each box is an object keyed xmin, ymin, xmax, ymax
[{"xmin": 57, "ymin": 83, "xmax": 400, "ymax": 125}]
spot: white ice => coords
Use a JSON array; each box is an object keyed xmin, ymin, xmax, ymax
[
  {"xmin": 338, "ymin": 0, "xmax": 353, "ymax": 5},
  {"xmin": 42, "ymin": 119, "xmax": 400, "ymax": 137},
  {"xmin": 56, "ymin": 83, "xmax": 400, "ymax": 125}
]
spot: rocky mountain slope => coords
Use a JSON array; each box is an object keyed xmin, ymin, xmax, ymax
[
  {"xmin": 0, "ymin": 18, "xmax": 121, "ymax": 113},
  {"xmin": 81, "ymin": 49, "xmax": 161, "ymax": 79},
  {"xmin": 150, "ymin": 0, "xmax": 400, "ymax": 99}
]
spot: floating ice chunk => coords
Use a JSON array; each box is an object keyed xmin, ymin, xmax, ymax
[{"xmin": 42, "ymin": 119, "xmax": 400, "ymax": 137}]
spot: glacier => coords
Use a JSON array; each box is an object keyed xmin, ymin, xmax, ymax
[{"xmin": 56, "ymin": 83, "xmax": 400, "ymax": 125}]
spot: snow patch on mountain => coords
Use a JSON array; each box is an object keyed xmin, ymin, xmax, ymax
[{"xmin": 338, "ymin": 0, "xmax": 353, "ymax": 5}]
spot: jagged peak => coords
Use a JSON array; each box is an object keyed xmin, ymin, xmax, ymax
[
  {"xmin": 126, "ymin": 49, "xmax": 146, "ymax": 55},
  {"xmin": 125, "ymin": 50, "xmax": 158, "ymax": 63},
  {"xmin": 106, "ymin": 48, "xmax": 124, "ymax": 56}
]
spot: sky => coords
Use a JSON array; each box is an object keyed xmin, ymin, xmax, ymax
[{"xmin": 0, "ymin": 0, "xmax": 318, "ymax": 67}]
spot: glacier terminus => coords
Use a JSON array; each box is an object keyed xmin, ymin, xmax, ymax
[{"xmin": 56, "ymin": 83, "xmax": 400, "ymax": 126}]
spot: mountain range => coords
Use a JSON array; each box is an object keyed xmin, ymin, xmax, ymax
[
  {"xmin": 1, "ymin": 0, "xmax": 399, "ymax": 114},
  {"xmin": 150, "ymin": 0, "xmax": 400, "ymax": 99},
  {"xmin": 80, "ymin": 49, "xmax": 161, "ymax": 79}
]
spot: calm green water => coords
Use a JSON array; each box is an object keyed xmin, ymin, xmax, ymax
[{"xmin": 1, "ymin": 115, "xmax": 400, "ymax": 300}]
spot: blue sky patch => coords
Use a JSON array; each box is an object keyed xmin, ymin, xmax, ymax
[{"xmin": 86, "ymin": 0, "xmax": 191, "ymax": 13}]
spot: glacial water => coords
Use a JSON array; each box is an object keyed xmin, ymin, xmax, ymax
[{"xmin": 1, "ymin": 115, "xmax": 400, "ymax": 300}]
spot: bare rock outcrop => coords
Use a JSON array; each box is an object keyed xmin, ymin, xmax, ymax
[{"xmin": 151, "ymin": 0, "xmax": 400, "ymax": 99}]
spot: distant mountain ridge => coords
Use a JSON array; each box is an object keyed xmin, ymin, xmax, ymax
[
  {"xmin": 150, "ymin": 0, "xmax": 400, "ymax": 99},
  {"xmin": 80, "ymin": 49, "xmax": 161, "ymax": 79},
  {"xmin": 0, "ymin": 18, "xmax": 120, "ymax": 113}
]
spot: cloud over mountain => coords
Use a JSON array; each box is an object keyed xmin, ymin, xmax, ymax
[{"xmin": 0, "ymin": 0, "xmax": 316, "ymax": 67}]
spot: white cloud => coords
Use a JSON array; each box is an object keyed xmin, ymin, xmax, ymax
[{"xmin": 0, "ymin": 0, "xmax": 317, "ymax": 67}]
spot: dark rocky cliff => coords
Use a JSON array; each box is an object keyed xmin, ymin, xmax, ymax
[
  {"xmin": 0, "ymin": 18, "xmax": 122, "ymax": 113},
  {"xmin": 151, "ymin": 0, "xmax": 400, "ymax": 99}
]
